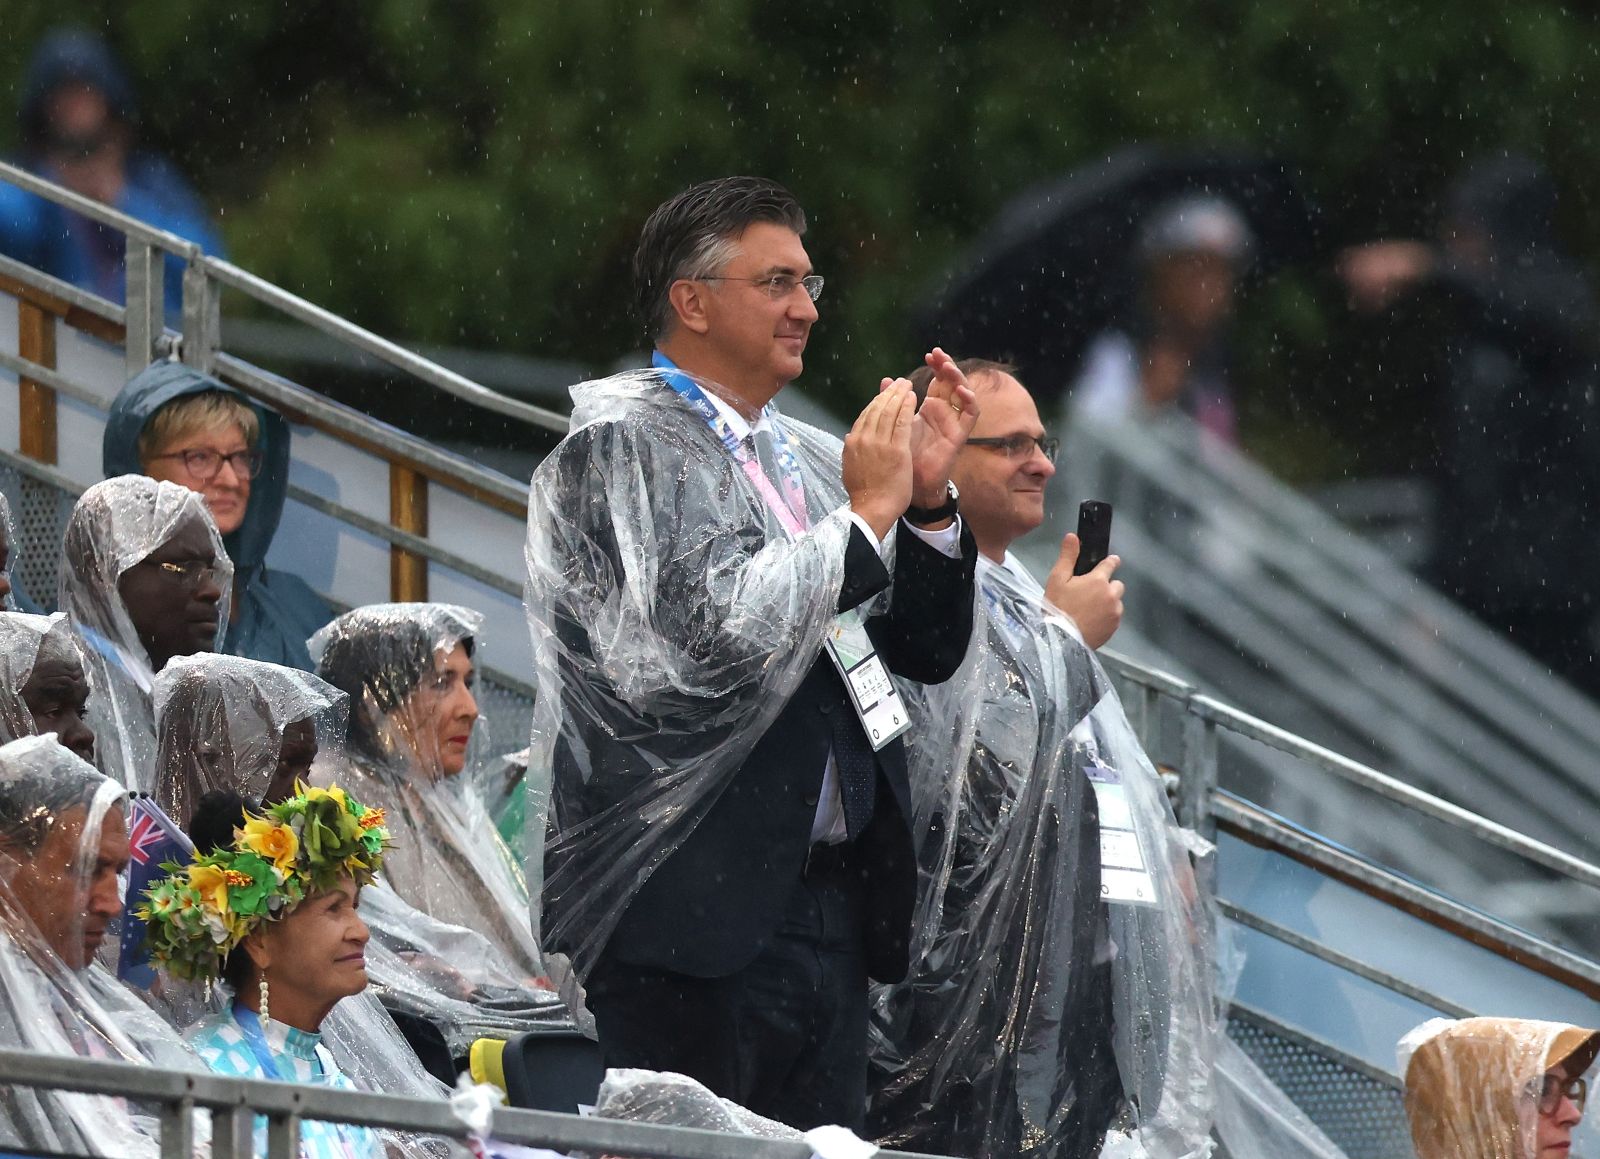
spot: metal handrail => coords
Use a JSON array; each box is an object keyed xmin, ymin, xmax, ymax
[
  {"xmin": 0, "ymin": 159, "xmax": 571, "ymax": 435},
  {"xmin": 0, "ymin": 1048, "xmax": 955, "ymax": 1159}
]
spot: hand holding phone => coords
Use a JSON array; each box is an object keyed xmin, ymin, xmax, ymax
[{"xmin": 1074, "ymin": 501, "xmax": 1113, "ymax": 576}]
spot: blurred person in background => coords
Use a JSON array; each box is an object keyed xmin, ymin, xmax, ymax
[
  {"xmin": 0, "ymin": 28, "xmax": 224, "ymax": 316},
  {"xmin": 1070, "ymin": 193, "xmax": 1253, "ymax": 444},
  {"xmin": 1340, "ymin": 152, "xmax": 1600, "ymax": 694}
]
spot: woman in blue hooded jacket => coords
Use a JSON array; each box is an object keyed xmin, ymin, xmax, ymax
[{"xmin": 103, "ymin": 360, "xmax": 334, "ymax": 671}]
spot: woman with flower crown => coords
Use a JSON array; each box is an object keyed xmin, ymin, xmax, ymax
[{"xmin": 141, "ymin": 782, "xmax": 392, "ymax": 1159}]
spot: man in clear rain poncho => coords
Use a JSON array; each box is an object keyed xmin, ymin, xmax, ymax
[
  {"xmin": 152, "ymin": 645, "xmax": 572, "ymax": 1068},
  {"xmin": 0, "ymin": 610, "xmax": 95, "ymax": 759},
  {"xmin": 866, "ymin": 360, "xmax": 1215, "ymax": 1159},
  {"xmin": 0, "ymin": 734, "xmax": 206, "ymax": 1157},
  {"xmin": 59, "ymin": 475, "xmax": 231, "ymax": 794},
  {"xmin": 1400, "ymin": 1016, "xmax": 1600, "ymax": 1159},
  {"xmin": 151, "ymin": 651, "xmax": 345, "ymax": 829},
  {"xmin": 525, "ymin": 176, "xmax": 980, "ymax": 1130}
]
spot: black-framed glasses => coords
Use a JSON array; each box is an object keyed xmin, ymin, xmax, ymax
[
  {"xmin": 147, "ymin": 448, "xmax": 263, "ymax": 482},
  {"xmin": 1538, "ymin": 1074, "xmax": 1588, "ymax": 1115},
  {"xmin": 966, "ymin": 434, "xmax": 1061, "ymax": 464},
  {"xmin": 700, "ymin": 274, "xmax": 825, "ymax": 302},
  {"xmin": 156, "ymin": 560, "xmax": 223, "ymax": 591}
]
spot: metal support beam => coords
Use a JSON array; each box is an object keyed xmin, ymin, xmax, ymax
[
  {"xmin": 390, "ymin": 463, "xmax": 429, "ymax": 602},
  {"xmin": 16, "ymin": 299, "xmax": 57, "ymax": 465},
  {"xmin": 180, "ymin": 258, "xmax": 221, "ymax": 374},
  {"xmin": 159, "ymin": 1097, "xmax": 196, "ymax": 1159},
  {"xmin": 124, "ymin": 239, "xmax": 161, "ymax": 379}
]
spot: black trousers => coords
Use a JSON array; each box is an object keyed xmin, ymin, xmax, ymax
[{"xmin": 585, "ymin": 848, "xmax": 870, "ymax": 1131}]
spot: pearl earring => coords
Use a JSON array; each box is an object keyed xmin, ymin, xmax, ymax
[{"xmin": 259, "ymin": 974, "xmax": 271, "ymax": 1029}]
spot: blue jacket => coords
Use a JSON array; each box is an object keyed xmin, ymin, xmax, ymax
[{"xmin": 103, "ymin": 362, "xmax": 333, "ymax": 671}]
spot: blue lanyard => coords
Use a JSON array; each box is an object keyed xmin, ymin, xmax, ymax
[
  {"xmin": 651, "ymin": 351, "xmax": 811, "ymax": 529},
  {"xmin": 232, "ymin": 1002, "xmax": 286, "ymax": 1081}
]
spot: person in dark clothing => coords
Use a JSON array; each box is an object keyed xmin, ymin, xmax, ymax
[
  {"xmin": 104, "ymin": 360, "xmax": 334, "ymax": 671},
  {"xmin": 0, "ymin": 28, "xmax": 225, "ymax": 316},
  {"xmin": 867, "ymin": 362, "xmax": 1215, "ymax": 1159},
  {"xmin": 524, "ymin": 176, "xmax": 979, "ymax": 1131},
  {"xmin": 1341, "ymin": 152, "xmax": 1600, "ymax": 691}
]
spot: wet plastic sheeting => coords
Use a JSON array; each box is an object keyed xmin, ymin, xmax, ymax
[
  {"xmin": 524, "ymin": 368, "xmax": 856, "ymax": 979},
  {"xmin": 310, "ymin": 601, "xmax": 576, "ymax": 1044},
  {"xmin": 152, "ymin": 652, "xmax": 347, "ymax": 827},
  {"xmin": 59, "ymin": 475, "xmax": 232, "ymax": 793},
  {"xmin": 1399, "ymin": 1017, "xmax": 1600, "ymax": 1159},
  {"xmin": 0, "ymin": 611, "xmax": 81, "ymax": 742},
  {"xmin": 867, "ymin": 556, "xmax": 1215, "ymax": 1159},
  {"xmin": 0, "ymin": 735, "xmax": 205, "ymax": 1156}
]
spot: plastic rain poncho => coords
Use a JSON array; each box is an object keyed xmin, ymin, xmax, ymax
[
  {"xmin": 867, "ymin": 554, "xmax": 1216, "ymax": 1159},
  {"xmin": 104, "ymin": 360, "xmax": 335, "ymax": 670},
  {"xmin": 0, "ymin": 489, "xmax": 25, "ymax": 613},
  {"xmin": 151, "ymin": 652, "xmax": 346, "ymax": 828},
  {"xmin": 1210, "ymin": 1035, "xmax": 1349, "ymax": 1159},
  {"xmin": 0, "ymin": 611, "xmax": 85, "ymax": 744},
  {"xmin": 0, "ymin": 735, "xmax": 207, "ymax": 1157},
  {"xmin": 59, "ymin": 475, "xmax": 232, "ymax": 793},
  {"xmin": 311, "ymin": 603, "xmax": 576, "ymax": 1046},
  {"xmin": 1400, "ymin": 1016, "xmax": 1600, "ymax": 1159},
  {"xmin": 312, "ymin": 604, "xmax": 542, "ymax": 974},
  {"xmin": 594, "ymin": 1069, "xmax": 804, "ymax": 1140},
  {"xmin": 523, "ymin": 369, "xmax": 861, "ymax": 979}
]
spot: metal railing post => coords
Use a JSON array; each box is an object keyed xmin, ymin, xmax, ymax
[
  {"xmin": 181, "ymin": 257, "xmax": 220, "ymax": 374},
  {"xmin": 159, "ymin": 1096, "xmax": 196, "ymax": 1159},
  {"xmin": 389, "ymin": 464, "xmax": 429, "ymax": 601},
  {"xmin": 1180, "ymin": 709, "xmax": 1219, "ymax": 894},
  {"xmin": 125, "ymin": 239, "xmax": 162, "ymax": 378},
  {"xmin": 210, "ymin": 1104, "xmax": 253, "ymax": 1159},
  {"xmin": 266, "ymin": 1109, "xmax": 301, "ymax": 1159},
  {"xmin": 16, "ymin": 298, "xmax": 57, "ymax": 465}
]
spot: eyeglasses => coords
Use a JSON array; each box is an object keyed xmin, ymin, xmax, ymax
[
  {"xmin": 1538, "ymin": 1075, "xmax": 1588, "ymax": 1115},
  {"xmin": 700, "ymin": 274, "xmax": 825, "ymax": 302},
  {"xmin": 966, "ymin": 434, "xmax": 1061, "ymax": 464},
  {"xmin": 156, "ymin": 560, "xmax": 223, "ymax": 591},
  {"xmin": 147, "ymin": 448, "xmax": 263, "ymax": 482}
]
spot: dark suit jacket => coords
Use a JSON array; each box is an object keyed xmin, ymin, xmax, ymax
[{"xmin": 539, "ymin": 394, "xmax": 976, "ymax": 983}]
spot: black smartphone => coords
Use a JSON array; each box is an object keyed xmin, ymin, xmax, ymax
[{"xmin": 1074, "ymin": 500, "xmax": 1113, "ymax": 576}]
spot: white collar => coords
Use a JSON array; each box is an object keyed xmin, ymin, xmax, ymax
[{"xmin": 699, "ymin": 385, "xmax": 774, "ymax": 443}]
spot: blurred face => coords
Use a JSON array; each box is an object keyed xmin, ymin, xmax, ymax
[
  {"xmin": 263, "ymin": 718, "xmax": 319, "ymax": 805},
  {"xmin": 1536, "ymin": 1065, "xmax": 1585, "ymax": 1157},
  {"xmin": 142, "ymin": 423, "xmax": 253, "ymax": 536},
  {"xmin": 949, "ymin": 372, "xmax": 1056, "ymax": 562},
  {"xmin": 401, "ymin": 643, "xmax": 478, "ymax": 780},
  {"xmin": 1148, "ymin": 250, "xmax": 1238, "ymax": 339},
  {"xmin": 116, "ymin": 519, "xmax": 224, "ymax": 671},
  {"xmin": 5, "ymin": 804, "xmax": 129, "ymax": 970},
  {"xmin": 697, "ymin": 222, "xmax": 818, "ymax": 395},
  {"xmin": 252, "ymin": 876, "xmax": 370, "ymax": 1019},
  {"xmin": 21, "ymin": 653, "xmax": 94, "ymax": 763}
]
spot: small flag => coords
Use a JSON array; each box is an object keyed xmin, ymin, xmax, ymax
[{"xmin": 116, "ymin": 795, "xmax": 193, "ymax": 988}]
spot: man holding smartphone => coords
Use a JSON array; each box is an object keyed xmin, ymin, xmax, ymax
[
  {"xmin": 909, "ymin": 358, "xmax": 1124, "ymax": 648},
  {"xmin": 872, "ymin": 361, "xmax": 1213, "ymax": 1159}
]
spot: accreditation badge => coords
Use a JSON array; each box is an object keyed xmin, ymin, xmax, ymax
[
  {"xmin": 1086, "ymin": 762, "xmax": 1160, "ymax": 907},
  {"xmin": 824, "ymin": 610, "xmax": 912, "ymax": 752}
]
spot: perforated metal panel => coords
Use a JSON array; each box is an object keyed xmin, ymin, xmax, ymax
[
  {"xmin": 0, "ymin": 464, "xmax": 77, "ymax": 613},
  {"xmin": 1226, "ymin": 1015, "xmax": 1412, "ymax": 1159}
]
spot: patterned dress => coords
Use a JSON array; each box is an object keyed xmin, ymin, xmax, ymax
[{"xmin": 187, "ymin": 1006, "xmax": 384, "ymax": 1159}]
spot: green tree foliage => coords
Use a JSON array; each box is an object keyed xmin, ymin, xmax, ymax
[{"xmin": 5, "ymin": 0, "xmax": 1600, "ymax": 472}]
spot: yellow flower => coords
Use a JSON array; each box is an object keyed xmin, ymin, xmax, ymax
[
  {"xmin": 238, "ymin": 817, "xmax": 299, "ymax": 873},
  {"xmin": 186, "ymin": 864, "xmax": 231, "ymax": 915},
  {"xmin": 299, "ymin": 784, "xmax": 347, "ymax": 810},
  {"xmin": 357, "ymin": 808, "xmax": 386, "ymax": 831}
]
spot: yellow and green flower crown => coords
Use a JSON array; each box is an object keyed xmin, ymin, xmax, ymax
[{"xmin": 138, "ymin": 783, "xmax": 391, "ymax": 982}]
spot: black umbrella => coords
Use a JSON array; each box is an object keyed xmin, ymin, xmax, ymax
[{"xmin": 913, "ymin": 145, "xmax": 1325, "ymax": 400}]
